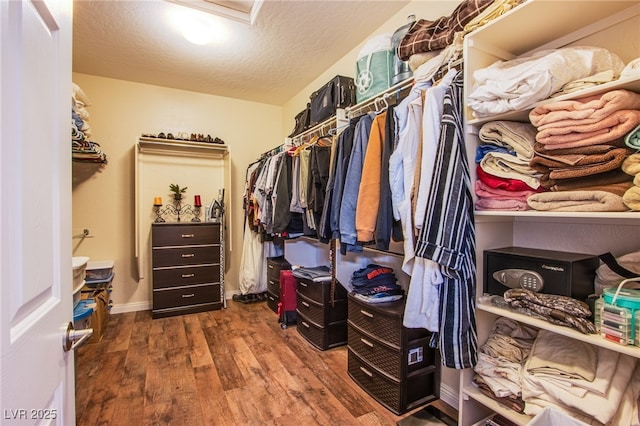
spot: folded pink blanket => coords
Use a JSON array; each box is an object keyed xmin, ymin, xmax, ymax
[
  {"xmin": 475, "ymin": 179, "xmax": 538, "ymax": 200},
  {"xmin": 536, "ymin": 110, "xmax": 640, "ymax": 150},
  {"xmin": 475, "ymin": 197, "xmax": 530, "ymax": 211},
  {"xmin": 527, "ymin": 190, "xmax": 628, "ymax": 212},
  {"xmin": 536, "ymin": 110, "xmax": 640, "ymax": 140},
  {"xmin": 530, "ymin": 90, "xmax": 640, "ymax": 127}
]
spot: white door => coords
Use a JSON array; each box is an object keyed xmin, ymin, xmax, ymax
[{"xmin": 0, "ymin": 0, "xmax": 75, "ymax": 424}]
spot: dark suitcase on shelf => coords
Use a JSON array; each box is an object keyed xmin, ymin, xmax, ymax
[
  {"xmin": 288, "ymin": 103, "xmax": 311, "ymax": 138},
  {"xmin": 278, "ymin": 269, "xmax": 298, "ymax": 328},
  {"xmin": 309, "ymin": 75, "xmax": 356, "ymax": 126}
]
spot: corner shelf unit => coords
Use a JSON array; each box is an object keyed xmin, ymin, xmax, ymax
[{"xmin": 459, "ymin": 1, "xmax": 640, "ymax": 425}]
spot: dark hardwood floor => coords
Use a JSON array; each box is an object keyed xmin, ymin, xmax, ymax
[{"xmin": 75, "ymin": 300, "xmax": 457, "ymax": 425}]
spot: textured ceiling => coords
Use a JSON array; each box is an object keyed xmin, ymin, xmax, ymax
[{"xmin": 73, "ymin": 0, "xmax": 412, "ymax": 105}]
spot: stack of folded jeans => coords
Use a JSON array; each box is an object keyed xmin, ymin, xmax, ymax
[{"xmin": 350, "ymin": 264, "xmax": 404, "ymax": 303}]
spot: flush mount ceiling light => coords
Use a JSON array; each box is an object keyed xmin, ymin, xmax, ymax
[{"xmin": 166, "ymin": 0, "xmax": 263, "ymax": 25}]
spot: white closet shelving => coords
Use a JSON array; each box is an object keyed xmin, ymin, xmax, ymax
[{"xmin": 459, "ymin": 1, "xmax": 640, "ymax": 425}]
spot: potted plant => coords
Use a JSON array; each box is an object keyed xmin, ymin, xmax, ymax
[{"xmin": 169, "ymin": 183, "xmax": 187, "ymax": 201}]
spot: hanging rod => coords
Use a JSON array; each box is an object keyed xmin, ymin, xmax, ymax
[
  {"xmin": 345, "ymin": 77, "xmax": 415, "ymax": 119},
  {"xmin": 291, "ymin": 109, "xmax": 348, "ymax": 145}
]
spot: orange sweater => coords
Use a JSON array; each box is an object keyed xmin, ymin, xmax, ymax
[{"xmin": 356, "ymin": 111, "xmax": 387, "ymax": 242}]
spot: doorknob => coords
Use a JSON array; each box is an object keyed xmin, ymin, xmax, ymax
[{"xmin": 63, "ymin": 321, "xmax": 93, "ymax": 352}]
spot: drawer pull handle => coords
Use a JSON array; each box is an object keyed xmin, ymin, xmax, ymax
[
  {"xmin": 360, "ymin": 338, "xmax": 374, "ymax": 348},
  {"xmin": 181, "ymin": 273, "xmax": 195, "ymax": 278},
  {"xmin": 299, "ymin": 282, "xmax": 308, "ymax": 287},
  {"xmin": 301, "ymin": 321, "xmax": 310, "ymax": 328},
  {"xmin": 181, "ymin": 234, "xmax": 195, "ymax": 238},
  {"xmin": 181, "ymin": 253, "xmax": 195, "ymax": 258},
  {"xmin": 301, "ymin": 301, "xmax": 310, "ymax": 308},
  {"xmin": 359, "ymin": 366, "xmax": 373, "ymax": 377},
  {"xmin": 182, "ymin": 293, "xmax": 195, "ymax": 298},
  {"xmin": 360, "ymin": 309, "xmax": 374, "ymax": 318},
  {"xmin": 268, "ymin": 265, "xmax": 274, "ymax": 269}
]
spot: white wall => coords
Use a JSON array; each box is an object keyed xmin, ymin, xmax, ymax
[{"xmin": 72, "ymin": 73, "xmax": 282, "ymax": 312}]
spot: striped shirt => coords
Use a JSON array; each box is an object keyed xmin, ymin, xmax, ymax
[{"xmin": 415, "ymin": 71, "xmax": 478, "ymax": 369}]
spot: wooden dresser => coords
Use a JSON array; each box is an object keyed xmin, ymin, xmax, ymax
[
  {"xmin": 296, "ymin": 277, "xmax": 348, "ymax": 350},
  {"xmin": 347, "ymin": 293, "xmax": 440, "ymax": 414},
  {"xmin": 151, "ymin": 222, "xmax": 223, "ymax": 318}
]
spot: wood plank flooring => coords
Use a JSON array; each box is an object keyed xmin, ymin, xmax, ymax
[{"xmin": 75, "ymin": 300, "xmax": 457, "ymax": 425}]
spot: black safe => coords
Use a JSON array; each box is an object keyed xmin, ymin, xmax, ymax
[{"xmin": 483, "ymin": 246, "xmax": 599, "ymax": 301}]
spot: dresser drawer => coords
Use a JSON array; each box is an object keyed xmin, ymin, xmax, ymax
[
  {"xmin": 297, "ymin": 278, "xmax": 346, "ymax": 305},
  {"xmin": 347, "ymin": 294, "xmax": 429, "ymax": 348},
  {"xmin": 267, "ymin": 277, "xmax": 280, "ymax": 296},
  {"xmin": 348, "ymin": 323, "xmax": 434, "ymax": 380},
  {"xmin": 348, "ymin": 299, "xmax": 403, "ymax": 348},
  {"xmin": 347, "ymin": 349, "xmax": 438, "ymax": 415},
  {"xmin": 297, "ymin": 315, "xmax": 347, "ymax": 351},
  {"xmin": 153, "ymin": 283, "xmax": 220, "ymax": 310},
  {"xmin": 152, "ymin": 223, "xmax": 220, "ymax": 246},
  {"xmin": 267, "ymin": 256, "xmax": 291, "ymax": 281},
  {"xmin": 266, "ymin": 291, "xmax": 279, "ymax": 314},
  {"xmin": 153, "ymin": 245, "xmax": 220, "ymax": 268},
  {"xmin": 297, "ymin": 292, "xmax": 347, "ymax": 326},
  {"xmin": 152, "ymin": 264, "xmax": 220, "ymax": 289}
]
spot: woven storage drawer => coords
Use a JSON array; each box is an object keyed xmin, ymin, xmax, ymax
[
  {"xmin": 347, "ymin": 294, "xmax": 429, "ymax": 347},
  {"xmin": 297, "ymin": 314, "xmax": 347, "ymax": 350},
  {"xmin": 267, "ymin": 256, "xmax": 291, "ymax": 281},
  {"xmin": 297, "ymin": 277, "xmax": 347, "ymax": 305},
  {"xmin": 267, "ymin": 276, "xmax": 280, "ymax": 296},
  {"xmin": 297, "ymin": 291, "xmax": 347, "ymax": 326},
  {"xmin": 347, "ymin": 349, "xmax": 438, "ymax": 415},
  {"xmin": 266, "ymin": 291, "xmax": 279, "ymax": 314},
  {"xmin": 348, "ymin": 323, "xmax": 434, "ymax": 380}
]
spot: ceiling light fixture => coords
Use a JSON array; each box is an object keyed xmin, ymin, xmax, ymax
[
  {"xmin": 165, "ymin": 3, "xmax": 230, "ymax": 45},
  {"xmin": 165, "ymin": 0, "xmax": 263, "ymax": 25}
]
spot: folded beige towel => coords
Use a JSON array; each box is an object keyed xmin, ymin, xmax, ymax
[
  {"xmin": 550, "ymin": 69, "xmax": 616, "ymax": 98},
  {"xmin": 480, "ymin": 151, "xmax": 542, "ymax": 189},
  {"xmin": 526, "ymin": 330, "xmax": 597, "ymax": 382},
  {"xmin": 480, "ymin": 120, "xmax": 537, "ymax": 160},
  {"xmin": 527, "ymin": 190, "xmax": 628, "ymax": 212},
  {"xmin": 622, "ymin": 153, "xmax": 640, "ymax": 176},
  {"xmin": 530, "ymin": 89, "xmax": 640, "ymax": 127}
]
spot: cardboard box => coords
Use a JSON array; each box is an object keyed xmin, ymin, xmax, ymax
[{"xmin": 88, "ymin": 288, "xmax": 109, "ymax": 343}]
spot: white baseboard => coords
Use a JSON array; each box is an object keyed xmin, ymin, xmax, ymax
[
  {"xmin": 439, "ymin": 382, "xmax": 458, "ymax": 411},
  {"xmin": 111, "ymin": 294, "xmax": 239, "ymax": 314},
  {"xmin": 110, "ymin": 301, "xmax": 152, "ymax": 314}
]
